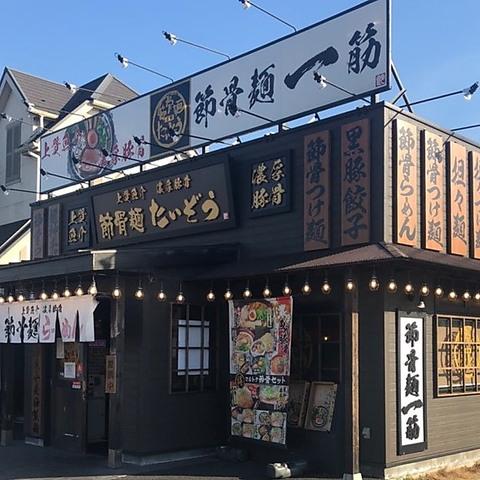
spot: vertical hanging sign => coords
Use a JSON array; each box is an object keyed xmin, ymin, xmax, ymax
[
  {"xmin": 395, "ymin": 120, "xmax": 418, "ymax": 247},
  {"xmin": 423, "ymin": 131, "xmax": 444, "ymax": 251},
  {"xmin": 447, "ymin": 142, "xmax": 468, "ymax": 256},
  {"xmin": 397, "ymin": 313, "xmax": 427, "ymax": 454},
  {"xmin": 341, "ymin": 118, "xmax": 370, "ymax": 246},
  {"xmin": 470, "ymin": 151, "xmax": 480, "ymax": 259},
  {"xmin": 304, "ymin": 130, "xmax": 330, "ymax": 251}
]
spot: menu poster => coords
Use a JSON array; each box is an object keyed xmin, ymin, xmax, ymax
[
  {"xmin": 287, "ymin": 381, "xmax": 310, "ymax": 428},
  {"xmin": 229, "ymin": 296, "xmax": 293, "ymax": 445},
  {"xmin": 304, "ymin": 381, "xmax": 338, "ymax": 432}
]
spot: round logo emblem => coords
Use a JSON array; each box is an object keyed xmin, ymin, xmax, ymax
[{"xmin": 152, "ymin": 90, "xmax": 187, "ymax": 148}]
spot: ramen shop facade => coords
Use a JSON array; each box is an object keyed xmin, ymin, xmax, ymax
[{"xmin": 3, "ymin": 102, "xmax": 480, "ymax": 478}]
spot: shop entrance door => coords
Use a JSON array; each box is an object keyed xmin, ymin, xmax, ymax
[{"xmin": 51, "ymin": 341, "xmax": 87, "ymax": 451}]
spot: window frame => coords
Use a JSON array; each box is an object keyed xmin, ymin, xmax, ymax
[
  {"xmin": 435, "ymin": 314, "xmax": 480, "ymax": 396},
  {"xmin": 5, "ymin": 121, "xmax": 21, "ymax": 184},
  {"xmin": 169, "ymin": 303, "xmax": 217, "ymax": 394}
]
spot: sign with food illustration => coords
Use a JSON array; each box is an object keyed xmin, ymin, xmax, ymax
[
  {"xmin": 304, "ymin": 381, "xmax": 338, "ymax": 432},
  {"xmin": 229, "ymin": 297, "xmax": 293, "ymax": 445},
  {"xmin": 287, "ymin": 381, "xmax": 310, "ymax": 428}
]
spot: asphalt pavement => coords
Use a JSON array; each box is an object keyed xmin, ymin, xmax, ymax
[{"xmin": 0, "ymin": 441, "xmax": 355, "ymax": 480}]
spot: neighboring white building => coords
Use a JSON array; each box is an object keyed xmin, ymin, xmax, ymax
[{"xmin": 0, "ymin": 67, "xmax": 137, "ymax": 263}]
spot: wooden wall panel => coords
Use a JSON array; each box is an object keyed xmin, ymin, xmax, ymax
[
  {"xmin": 341, "ymin": 119, "xmax": 370, "ymax": 246},
  {"xmin": 447, "ymin": 142, "xmax": 468, "ymax": 256},
  {"xmin": 423, "ymin": 131, "xmax": 445, "ymax": 251},
  {"xmin": 395, "ymin": 120, "xmax": 418, "ymax": 247},
  {"xmin": 470, "ymin": 151, "xmax": 480, "ymax": 259}
]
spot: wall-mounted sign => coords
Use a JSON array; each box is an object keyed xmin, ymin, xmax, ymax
[
  {"xmin": 448, "ymin": 142, "xmax": 468, "ymax": 256},
  {"xmin": 304, "ymin": 130, "xmax": 330, "ymax": 251},
  {"xmin": 470, "ymin": 151, "xmax": 480, "ymax": 259},
  {"xmin": 32, "ymin": 208, "xmax": 46, "ymax": 259},
  {"xmin": 341, "ymin": 118, "xmax": 370, "ymax": 246},
  {"xmin": 40, "ymin": 0, "xmax": 389, "ymax": 192},
  {"xmin": 397, "ymin": 313, "xmax": 427, "ymax": 455},
  {"xmin": 91, "ymin": 159, "xmax": 234, "ymax": 246},
  {"xmin": 304, "ymin": 381, "xmax": 338, "ymax": 432},
  {"xmin": 395, "ymin": 119, "xmax": 418, "ymax": 247},
  {"xmin": 66, "ymin": 205, "xmax": 91, "ymax": 251},
  {"xmin": 423, "ymin": 130, "xmax": 444, "ymax": 251},
  {"xmin": 105, "ymin": 354, "xmax": 117, "ymax": 394},
  {"xmin": 250, "ymin": 152, "xmax": 290, "ymax": 217},
  {"xmin": 47, "ymin": 204, "xmax": 61, "ymax": 257}
]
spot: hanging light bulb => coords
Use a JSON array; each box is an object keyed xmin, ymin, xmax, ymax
[
  {"xmin": 176, "ymin": 284, "xmax": 185, "ymax": 303},
  {"xmin": 63, "ymin": 277, "xmax": 71, "ymax": 298},
  {"xmin": 75, "ymin": 279, "xmax": 84, "ymax": 296},
  {"xmin": 134, "ymin": 275, "xmax": 145, "ymax": 300},
  {"xmin": 88, "ymin": 276, "xmax": 98, "ymax": 296},
  {"xmin": 224, "ymin": 282, "xmax": 233, "ymax": 301},
  {"xmin": 448, "ymin": 288, "xmax": 457, "ymax": 301},
  {"xmin": 112, "ymin": 273, "xmax": 122, "ymax": 299},
  {"xmin": 157, "ymin": 282, "xmax": 167, "ymax": 302},
  {"xmin": 243, "ymin": 280, "xmax": 252, "ymax": 299},
  {"xmin": 206, "ymin": 283, "xmax": 215, "ymax": 302},
  {"xmin": 345, "ymin": 277, "xmax": 355, "ymax": 292},
  {"xmin": 434, "ymin": 284, "xmax": 444, "ymax": 298},
  {"xmin": 369, "ymin": 270, "xmax": 379, "ymax": 291},
  {"xmin": 387, "ymin": 278, "xmax": 398, "ymax": 293},
  {"xmin": 302, "ymin": 275, "xmax": 312, "ymax": 295},
  {"xmin": 321, "ymin": 274, "xmax": 331, "ymax": 295},
  {"xmin": 282, "ymin": 277, "xmax": 292, "ymax": 296},
  {"xmin": 7, "ymin": 292, "xmax": 15, "ymax": 303},
  {"xmin": 262, "ymin": 278, "xmax": 272, "ymax": 298},
  {"xmin": 463, "ymin": 289, "xmax": 471, "ymax": 302},
  {"xmin": 51, "ymin": 289, "xmax": 60, "ymax": 301},
  {"xmin": 0, "ymin": 289, "xmax": 5, "ymax": 303},
  {"xmin": 404, "ymin": 281, "xmax": 414, "ymax": 295},
  {"xmin": 475, "ymin": 289, "xmax": 480, "ymax": 302},
  {"xmin": 40, "ymin": 281, "xmax": 48, "ymax": 301},
  {"xmin": 17, "ymin": 290, "xmax": 25, "ymax": 302},
  {"xmin": 420, "ymin": 283, "xmax": 430, "ymax": 297}
]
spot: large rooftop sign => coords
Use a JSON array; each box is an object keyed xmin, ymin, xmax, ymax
[{"xmin": 40, "ymin": 0, "xmax": 390, "ymax": 192}]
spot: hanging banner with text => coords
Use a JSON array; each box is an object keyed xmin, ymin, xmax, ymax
[
  {"xmin": 229, "ymin": 296, "xmax": 293, "ymax": 445},
  {"xmin": 0, "ymin": 295, "xmax": 98, "ymax": 344}
]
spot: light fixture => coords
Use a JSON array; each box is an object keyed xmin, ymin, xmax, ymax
[
  {"xmin": 224, "ymin": 282, "xmax": 233, "ymax": 301},
  {"xmin": 312, "ymin": 72, "xmax": 370, "ymax": 104},
  {"xmin": 0, "ymin": 112, "xmax": 12, "ymax": 122},
  {"xmin": 63, "ymin": 276, "xmax": 71, "ymax": 298},
  {"xmin": 40, "ymin": 281, "xmax": 48, "ymax": 301},
  {"xmin": 157, "ymin": 281, "xmax": 167, "ymax": 301},
  {"xmin": 282, "ymin": 277, "xmax": 292, "ymax": 296},
  {"xmin": 1, "ymin": 184, "xmax": 38, "ymax": 195},
  {"xmin": 7, "ymin": 291, "xmax": 15, "ymax": 303},
  {"xmin": 17, "ymin": 290, "xmax": 25, "ymax": 302},
  {"xmin": 463, "ymin": 289, "xmax": 471, "ymax": 302},
  {"xmin": 206, "ymin": 282, "xmax": 215, "ymax": 302},
  {"xmin": 51, "ymin": 280, "xmax": 60, "ymax": 300},
  {"xmin": 474, "ymin": 289, "xmax": 480, "ymax": 302},
  {"xmin": 167, "ymin": 127, "xmax": 233, "ymax": 147},
  {"xmin": 301, "ymin": 275, "xmax": 312, "ymax": 295},
  {"xmin": 88, "ymin": 276, "xmax": 98, "ymax": 296},
  {"xmin": 387, "ymin": 276, "xmax": 398, "ymax": 293},
  {"xmin": 75, "ymin": 278, "xmax": 84, "ymax": 297},
  {"xmin": 313, "ymin": 72, "xmax": 327, "ymax": 89},
  {"xmin": 448, "ymin": 287, "xmax": 457, "ymax": 301},
  {"xmin": 176, "ymin": 284, "xmax": 185, "ymax": 303},
  {"xmin": 114, "ymin": 52, "xmax": 174, "ymax": 82},
  {"xmin": 369, "ymin": 270, "xmax": 379, "ymax": 291},
  {"xmin": 420, "ymin": 282, "xmax": 430, "ymax": 297},
  {"xmin": 135, "ymin": 275, "xmax": 145, "ymax": 300},
  {"xmin": 321, "ymin": 273, "xmax": 331, "ymax": 295},
  {"xmin": 112, "ymin": 273, "xmax": 122, "ymax": 300},
  {"xmin": 262, "ymin": 279, "xmax": 272, "ymax": 298},
  {"xmin": 0, "ymin": 288, "xmax": 5, "ymax": 304},
  {"xmin": 237, "ymin": 0, "xmax": 297, "ymax": 32},
  {"xmin": 463, "ymin": 81, "xmax": 479, "ymax": 101},
  {"xmin": 162, "ymin": 31, "xmax": 231, "ymax": 59},
  {"xmin": 243, "ymin": 280, "xmax": 252, "ymax": 299},
  {"xmin": 434, "ymin": 284, "xmax": 444, "ymax": 298},
  {"xmin": 404, "ymin": 276, "xmax": 414, "ymax": 295},
  {"xmin": 345, "ymin": 278, "xmax": 355, "ymax": 292}
]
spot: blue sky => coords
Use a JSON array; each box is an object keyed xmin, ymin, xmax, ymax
[{"xmin": 1, "ymin": 0, "xmax": 479, "ymax": 142}]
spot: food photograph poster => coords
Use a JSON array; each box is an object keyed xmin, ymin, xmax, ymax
[{"xmin": 229, "ymin": 296, "xmax": 293, "ymax": 445}]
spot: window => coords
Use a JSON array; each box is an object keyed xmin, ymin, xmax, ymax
[
  {"xmin": 6, "ymin": 122, "xmax": 21, "ymax": 183},
  {"xmin": 290, "ymin": 313, "xmax": 342, "ymax": 384},
  {"xmin": 170, "ymin": 303, "xmax": 217, "ymax": 393},
  {"xmin": 436, "ymin": 315, "xmax": 480, "ymax": 395}
]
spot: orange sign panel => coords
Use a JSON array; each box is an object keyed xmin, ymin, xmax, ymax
[
  {"xmin": 470, "ymin": 151, "xmax": 480, "ymax": 259},
  {"xmin": 423, "ymin": 131, "xmax": 444, "ymax": 251},
  {"xmin": 304, "ymin": 130, "xmax": 330, "ymax": 251},
  {"xmin": 340, "ymin": 119, "xmax": 370, "ymax": 246},
  {"xmin": 448, "ymin": 142, "xmax": 468, "ymax": 256},
  {"xmin": 395, "ymin": 120, "xmax": 418, "ymax": 247}
]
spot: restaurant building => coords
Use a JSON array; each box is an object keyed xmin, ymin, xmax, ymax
[{"xmin": 2, "ymin": 1, "xmax": 480, "ymax": 478}]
